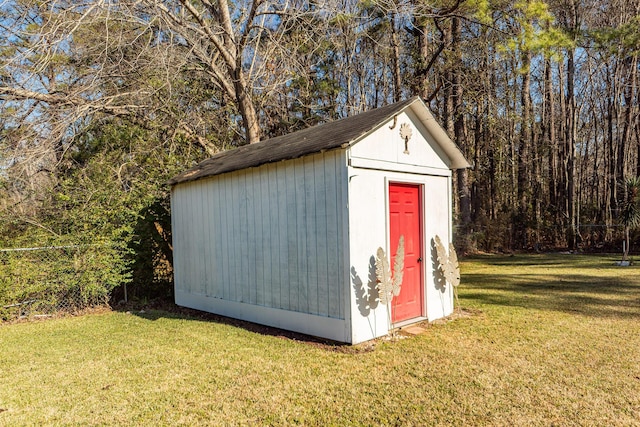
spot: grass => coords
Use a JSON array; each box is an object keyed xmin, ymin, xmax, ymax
[{"xmin": 1, "ymin": 253, "xmax": 640, "ymax": 426}]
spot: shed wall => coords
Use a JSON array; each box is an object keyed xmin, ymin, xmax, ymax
[
  {"xmin": 171, "ymin": 150, "xmax": 349, "ymax": 331},
  {"xmin": 345, "ymin": 109, "xmax": 455, "ymax": 343},
  {"xmin": 347, "ymin": 167, "xmax": 454, "ymax": 343}
]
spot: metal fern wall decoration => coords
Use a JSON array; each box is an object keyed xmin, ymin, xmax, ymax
[
  {"xmin": 391, "ymin": 235, "xmax": 404, "ymax": 299},
  {"xmin": 375, "ymin": 246, "xmax": 392, "ymax": 305},
  {"xmin": 375, "ymin": 235, "xmax": 405, "ymax": 327}
]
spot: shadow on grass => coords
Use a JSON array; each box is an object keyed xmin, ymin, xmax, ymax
[
  {"xmin": 467, "ymin": 253, "xmax": 628, "ymax": 269},
  {"xmin": 116, "ymin": 302, "xmax": 356, "ymax": 351},
  {"xmin": 462, "ymin": 271, "xmax": 640, "ymax": 319}
]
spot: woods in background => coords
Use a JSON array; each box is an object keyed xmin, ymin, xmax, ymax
[{"xmin": 2, "ymin": 0, "xmax": 640, "ymax": 296}]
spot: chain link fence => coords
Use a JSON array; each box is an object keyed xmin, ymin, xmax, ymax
[
  {"xmin": 0, "ymin": 244, "xmax": 125, "ymax": 321},
  {"xmin": 454, "ymin": 222, "xmax": 631, "ymax": 253}
]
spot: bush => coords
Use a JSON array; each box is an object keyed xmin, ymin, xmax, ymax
[{"xmin": 0, "ymin": 243, "xmax": 130, "ymax": 320}]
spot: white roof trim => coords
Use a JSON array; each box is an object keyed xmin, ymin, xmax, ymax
[{"xmin": 407, "ymin": 98, "xmax": 471, "ymax": 170}]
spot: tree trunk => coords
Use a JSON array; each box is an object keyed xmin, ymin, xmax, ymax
[
  {"xmin": 390, "ymin": 12, "xmax": 402, "ymax": 103},
  {"xmin": 449, "ymin": 16, "xmax": 471, "ymax": 250},
  {"xmin": 415, "ymin": 19, "xmax": 430, "ymax": 100},
  {"xmin": 565, "ymin": 48, "xmax": 577, "ymax": 250},
  {"xmin": 235, "ymin": 73, "xmax": 261, "ymax": 144},
  {"xmin": 620, "ymin": 56, "xmax": 637, "ymax": 177},
  {"xmin": 607, "ymin": 71, "xmax": 616, "ymax": 234},
  {"xmin": 544, "ymin": 57, "xmax": 559, "ymax": 245},
  {"xmin": 517, "ymin": 48, "xmax": 532, "ymax": 248}
]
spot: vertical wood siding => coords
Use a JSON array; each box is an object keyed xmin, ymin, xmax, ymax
[{"xmin": 172, "ymin": 150, "xmax": 347, "ymax": 319}]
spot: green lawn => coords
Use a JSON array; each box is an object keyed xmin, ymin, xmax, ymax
[{"xmin": 1, "ymin": 254, "xmax": 639, "ymax": 426}]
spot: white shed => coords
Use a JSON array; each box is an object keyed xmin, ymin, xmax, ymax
[{"xmin": 168, "ymin": 97, "xmax": 470, "ymax": 344}]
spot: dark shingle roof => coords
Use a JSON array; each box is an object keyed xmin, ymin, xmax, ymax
[{"xmin": 168, "ymin": 97, "xmax": 467, "ymax": 186}]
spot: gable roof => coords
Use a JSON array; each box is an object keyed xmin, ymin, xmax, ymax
[{"xmin": 168, "ymin": 97, "xmax": 470, "ymax": 186}]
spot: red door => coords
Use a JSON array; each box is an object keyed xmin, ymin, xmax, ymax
[{"xmin": 388, "ymin": 183, "xmax": 423, "ymax": 323}]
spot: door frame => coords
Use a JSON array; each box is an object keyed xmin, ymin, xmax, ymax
[{"xmin": 385, "ymin": 178, "xmax": 426, "ymax": 324}]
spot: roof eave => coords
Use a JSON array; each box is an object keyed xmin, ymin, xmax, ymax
[{"xmin": 408, "ymin": 100, "xmax": 472, "ymax": 170}]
